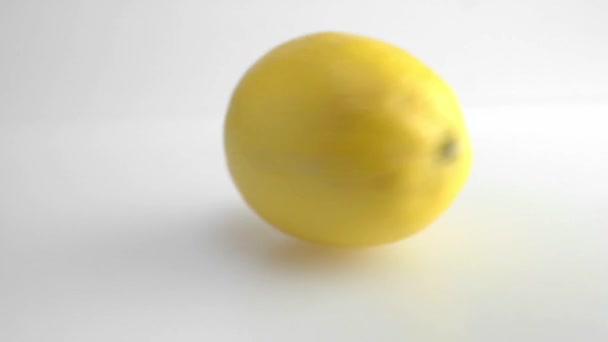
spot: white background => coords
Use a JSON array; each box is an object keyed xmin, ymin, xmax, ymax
[{"xmin": 1, "ymin": 1, "xmax": 607, "ymax": 341}]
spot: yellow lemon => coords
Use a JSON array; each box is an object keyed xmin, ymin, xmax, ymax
[{"xmin": 224, "ymin": 32, "xmax": 472, "ymax": 247}]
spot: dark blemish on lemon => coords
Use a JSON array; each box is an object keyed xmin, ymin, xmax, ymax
[{"xmin": 440, "ymin": 134, "xmax": 458, "ymax": 163}]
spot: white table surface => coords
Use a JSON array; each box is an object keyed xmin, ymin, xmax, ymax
[{"xmin": 1, "ymin": 103, "xmax": 607, "ymax": 341}]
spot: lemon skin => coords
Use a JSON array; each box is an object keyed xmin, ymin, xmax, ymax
[{"xmin": 224, "ymin": 32, "xmax": 472, "ymax": 247}]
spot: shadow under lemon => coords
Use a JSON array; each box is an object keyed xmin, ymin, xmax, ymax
[{"xmin": 209, "ymin": 205, "xmax": 480, "ymax": 280}]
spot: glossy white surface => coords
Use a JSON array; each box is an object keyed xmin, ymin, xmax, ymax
[{"xmin": 2, "ymin": 104, "xmax": 607, "ymax": 341}]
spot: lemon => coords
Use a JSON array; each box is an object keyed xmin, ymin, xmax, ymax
[{"xmin": 224, "ymin": 32, "xmax": 472, "ymax": 247}]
